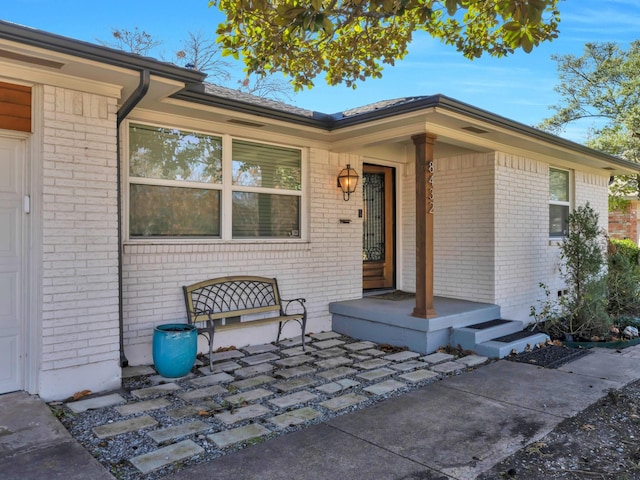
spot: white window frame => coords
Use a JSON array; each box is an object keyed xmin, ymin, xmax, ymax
[
  {"xmin": 549, "ymin": 167, "xmax": 572, "ymax": 239},
  {"xmin": 123, "ymin": 120, "xmax": 307, "ymax": 242}
]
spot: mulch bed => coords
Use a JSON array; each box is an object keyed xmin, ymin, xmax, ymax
[{"xmin": 507, "ymin": 345, "xmax": 592, "ymax": 369}]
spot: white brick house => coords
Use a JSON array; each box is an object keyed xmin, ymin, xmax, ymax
[{"xmin": 0, "ymin": 21, "xmax": 637, "ymax": 400}]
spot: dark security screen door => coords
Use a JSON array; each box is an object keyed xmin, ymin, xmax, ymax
[{"xmin": 363, "ymin": 164, "xmax": 395, "ymax": 290}]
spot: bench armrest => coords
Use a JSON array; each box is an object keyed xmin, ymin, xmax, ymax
[{"xmin": 282, "ymin": 297, "xmax": 307, "ymax": 318}]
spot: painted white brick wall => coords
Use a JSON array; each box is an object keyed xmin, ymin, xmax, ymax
[
  {"xmin": 433, "ymin": 153, "xmax": 496, "ymax": 302},
  {"xmin": 40, "ymin": 85, "xmax": 121, "ymax": 399},
  {"xmin": 122, "ymin": 148, "xmax": 363, "ymax": 365},
  {"xmin": 493, "ymin": 153, "xmax": 556, "ymax": 321}
]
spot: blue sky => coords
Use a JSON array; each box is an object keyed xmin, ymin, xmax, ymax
[{"xmin": 3, "ymin": 1, "xmax": 639, "ymax": 142}]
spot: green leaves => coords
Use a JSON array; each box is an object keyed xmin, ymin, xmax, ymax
[{"xmin": 210, "ymin": 0, "xmax": 560, "ymax": 90}]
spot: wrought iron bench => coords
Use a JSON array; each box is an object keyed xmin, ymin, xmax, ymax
[{"xmin": 183, "ymin": 276, "xmax": 307, "ymax": 370}]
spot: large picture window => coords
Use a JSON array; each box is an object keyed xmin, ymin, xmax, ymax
[
  {"xmin": 549, "ymin": 167, "xmax": 570, "ymax": 237},
  {"xmin": 127, "ymin": 123, "xmax": 302, "ymax": 240}
]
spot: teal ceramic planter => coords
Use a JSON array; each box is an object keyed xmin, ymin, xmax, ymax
[{"xmin": 152, "ymin": 323, "xmax": 197, "ymax": 378}]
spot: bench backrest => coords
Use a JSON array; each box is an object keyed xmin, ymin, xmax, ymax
[{"xmin": 183, "ymin": 276, "xmax": 282, "ymax": 324}]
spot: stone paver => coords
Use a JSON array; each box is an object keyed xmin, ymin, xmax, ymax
[
  {"xmin": 420, "ymin": 352, "xmax": 454, "ymax": 365},
  {"xmin": 361, "ymin": 348, "xmax": 385, "ymax": 357},
  {"xmin": 320, "ymin": 393, "xmax": 367, "ymax": 411},
  {"xmin": 148, "ymin": 420, "xmax": 209, "ymax": 444},
  {"xmin": 131, "ymin": 383, "xmax": 181, "ymax": 400},
  {"xmin": 93, "ymin": 415, "xmax": 158, "ymax": 439},
  {"xmin": 122, "ymin": 365, "xmax": 156, "ymax": 378},
  {"xmin": 215, "ymin": 404, "xmax": 271, "ymax": 425},
  {"xmin": 167, "ymin": 406, "xmax": 200, "ymax": 419},
  {"xmin": 430, "ymin": 361, "xmax": 465, "ymax": 374},
  {"xmin": 273, "ymin": 376, "xmax": 317, "ymax": 392},
  {"xmin": 211, "ymin": 350, "xmax": 244, "ymax": 362},
  {"xmin": 269, "ymin": 407, "xmax": 321, "ymax": 428},
  {"xmin": 243, "ymin": 343, "xmax": 279, "ymax": 355},
  {"xmin": 234, "ymin": 363, "xmax": 275, "ymax": 378},
  {"xmin": 317, "ymin": 366, "xmax": 357, "ymax": 381},
  {"xmin": 355, "ymin": 358, "xmax": 391, "ymax": 370},
  {"xmin": 363, "ymin": 379, "xmax": 406, "ymax": 395},
  {"xmin": 208, "ymin": 423, "xmax": 271, "ymax": 448},
  {"xmin": 278, "ymin": 336, "xmax": 303, "ymax": 347},
  {"xmin": 179, "ymin": 385, "xmax": 227, "ymax": 401},
  {"xmin": 268, "ymin": 390, "xmax": 317, "ymax": 409},
  {"xmin": 313, "ymin": 339, "xmax": 346, "ymax": 349},
  {"xmin": 242, "ymin": 352, "xmax": 280, "ymax": 365},
  {"xmin": 314, "ymin": 347, "xmax": 348, "ymax": 359},
  {"xmin": 343, "ymin": 341, "xmax": 376, "ymax": 351},
  {"xmin": 315, "ymin": 356, "xmax": 353, "ymax": 369},
  {"xmin": 356, "ymin": 367, "xmax": 395, "ymax": 382},
  {"xmin": 275, "ymin": 365, "xmax": 316, "ymax": 379},
  {"xmin": 66, "ymin": 393, "xmax": 126, "ymax": 413},
  {"xmin": 198, "ymin": 361, "xmax": 242, "ymax": 375},
  {"xmin": 225, "ymin": 388, "xmax": 273, "ymax": 404},
  {"xmin": 231, "ymin": 375, "xmax": 276, "ymax": 390},
  {"xmin": 400, "ymin": 369, "xmax": 440, "ymax": 383},
  {"xmin": 316, "ymin": 379, "xmax": 360, "ymax": 394},
  {"xmin": 116, "ymin": 398, "xmax": 170, "ymax": 416},
  {"xmin": 384, "ymin": 351, "xmax": 421, "ymax": 362},
  {"xmin": 281, "ymin": 345, "xmax": 316, "ymax": 356},
  {"xmin": 275, "ymin": 355, "xmax": 314, "ymax": 367},
  {"xmin": 388, "ymin": 360, "xmax": 425, "ymax": 372},
  {"xmin": 309, "ymin": 331, "xmax": 342, "ymax": 340},
  {"xmin": 130, "ymin": 440, "xmax": 204, "ymax": 474},
  {"xmin": 190, "ymin": 372, "xmax": 235, "ymax": 387},
  {"xmin": 148, "ymin": 373, "xmax": 194, "ymax": 384},
  {"xmin": 456, "ymin": 354, "xmax": 489, "ymax": 367}
]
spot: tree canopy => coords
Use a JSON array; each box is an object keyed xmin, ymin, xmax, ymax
[
  {"xmin": 539, "ymin": 41, "xmax": 640, "ymax": 207},
  {"xmin": 210, "ymin": 0, "xmax": 561, "ymax": 89},
  {"xmin": 99, "ymin": 27, "xmax": 293, "ymax": 101}
]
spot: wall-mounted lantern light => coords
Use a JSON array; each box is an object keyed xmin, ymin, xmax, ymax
[{"xmin": 337, "ymin": 164, "xmax": 359, "ymax": 201}]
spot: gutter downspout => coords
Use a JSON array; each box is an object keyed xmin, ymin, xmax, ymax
[{"xmin": 116, "ymin": 69, "xmax": 150, "ymax": 367}]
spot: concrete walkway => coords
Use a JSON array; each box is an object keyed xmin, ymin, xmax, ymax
[{"xmin": 1, "ymin": 345, "xmax": 640, "ymax": 480}]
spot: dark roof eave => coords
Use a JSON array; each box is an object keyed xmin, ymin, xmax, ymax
[
  {"xmin": 0, "ymin": 20, "xmax": 206, "ymax": 84},
  {"xmin": 333, "ymin": 94, "xmax": 640, "ymax": 173},
  {"xmin": 172, "ymin": 86, "xmax": 334, "ymax": 128}
]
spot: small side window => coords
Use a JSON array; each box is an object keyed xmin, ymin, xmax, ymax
[{"xmin": 549, "ymin": 168, "xmax": 570, "ymax": 237}]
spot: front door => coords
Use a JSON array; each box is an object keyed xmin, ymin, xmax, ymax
[
  {"xmin": 363, "ymin": 164, "xmax": 395, "ymax": 290},
  {"xmin": 0, "ymin": 137, "xmax": 26, "ymax": 393}
]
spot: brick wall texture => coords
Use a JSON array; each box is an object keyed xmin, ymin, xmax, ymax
[
  {"xmin": 609, "ymin": 202, "xmax": 638, "ymax": 242},
  {"xmin": 40, "ymin": 86, "xmax": 121, "ymax": 389}
]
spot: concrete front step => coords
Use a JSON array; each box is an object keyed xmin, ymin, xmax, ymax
[
  {"xmin": 474, "ymin": 332, "xmax": 550, "ymax": 359},
  {"xmin": 451, "ymin": 319, "xmax": 524, "ymax": 351}
]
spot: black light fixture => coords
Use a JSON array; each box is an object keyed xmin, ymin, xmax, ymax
[{"xmin": 337, "ymin": 164, "xmax": 359, "ymax": 201}]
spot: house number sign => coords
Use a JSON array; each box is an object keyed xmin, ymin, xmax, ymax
[{"xmin": 428, "ymin": 161, "xmax": 434, "ymax": 214}]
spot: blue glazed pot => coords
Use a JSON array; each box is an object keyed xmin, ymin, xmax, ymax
[{"xmin": 152, "ymin": 323, "xmax": 197, "ymax": 378}]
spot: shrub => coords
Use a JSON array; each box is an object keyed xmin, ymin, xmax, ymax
[
  {"xmin": 610, "ymin": 238, "xmax": 639, "ymax": 265},
  {"xmin": 532, "ymin": 203, "xmax": 611, "ymax": 340},
  {"xmin": 607, "ymin": 239, "xmax": 640, "ymax": 318}
]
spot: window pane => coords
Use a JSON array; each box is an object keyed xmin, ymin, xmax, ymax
[
  {"xmin": 549, "ymin": 204, "xmax": 569, "ymax": 237},
  {"xmin": 549, "ymin": 168, "xmax": 569, "ymax": 202},
  {"xmin": 129, "ymin": 123, "xmax": 222, "ymax": 184},
  {"xmin": 232, "ymin": 192, "xmax": 300, "ymax": 238},
  {"xmin": 232, "ymin": 139, "xmax": 301, "ymax": 190},
  {"xmin": 130, "ymin": 184, "xmax": 220, "ymax": 237}
]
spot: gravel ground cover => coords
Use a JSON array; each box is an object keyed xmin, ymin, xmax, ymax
[{"xmin": 49, "ymin": 332, "xmax": 489, "ymax": 480}]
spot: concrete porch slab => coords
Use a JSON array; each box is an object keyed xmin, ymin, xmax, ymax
[{"xmin": 331, "ymin": 295, "xmax": 501, "ymax": 354}]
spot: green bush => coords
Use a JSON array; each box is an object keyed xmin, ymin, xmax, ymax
[
  {"xmin": 531, "ymin": 203, "xmax": 611, "ymax": 340},
  {"xmin": 610, "ymin": 238, "xmax": 639, "ymax": 265},
  {"xmin": 607, "ymin": 240, "xmax": 640, "ymax": 319}
]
